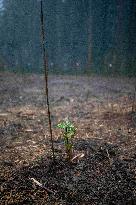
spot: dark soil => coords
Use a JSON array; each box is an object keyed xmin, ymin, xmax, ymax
[
  {"xmin": 0, "ymin": 142, "xmax": 136, "ymax": 205},
  {"xmin": 0, "ymin": 73, "xmax": 136, "ymax": 204}
]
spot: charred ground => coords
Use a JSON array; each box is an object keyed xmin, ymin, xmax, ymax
[{"xmin": 0, "ymin": 73, "xmax": 136, "ymax": 204}]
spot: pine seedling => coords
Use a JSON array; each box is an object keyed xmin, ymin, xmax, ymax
[{"xmin": 57, "ymin": 119, "xmax": 76, "ymax": 161}]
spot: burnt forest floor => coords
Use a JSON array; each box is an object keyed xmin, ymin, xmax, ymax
[{"xmin": 0, "ymin": 72, "xmax": 136, "ymax": 205}]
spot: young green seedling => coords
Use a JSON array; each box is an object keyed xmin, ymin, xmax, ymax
[{"xmin": 57, "ymin": 119, "xmax": 76, "ymax": 161}]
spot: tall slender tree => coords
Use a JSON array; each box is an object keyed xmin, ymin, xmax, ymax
[{"xmin": 40, "ymin": 0, "xmax": 55, "ymax": 161}]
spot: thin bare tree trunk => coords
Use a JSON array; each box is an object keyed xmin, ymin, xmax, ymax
[
  {"xmin": 87, "ymin": 20, "xmax": 92, "ymax": 72},
  {"xmin": 40, "ymin": 0, "xmax": 55, "ymax": 161},
  {"xmin": 82, "ymin": 0, "xmax": 93, "ymax": 73},
  {"xmin": 132, "ymin": 84, "xmax": 136, "ymax": 113}
]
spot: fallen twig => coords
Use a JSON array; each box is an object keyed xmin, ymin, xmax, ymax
[
  {"xmin": 30, "ymin": 178, "xmax": 55, "ymax": 195},
  {"xmin": 71, "ymin": 153, "xmax": 85, "ymax": 162}
]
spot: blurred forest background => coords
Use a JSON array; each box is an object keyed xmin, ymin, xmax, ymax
[{"xmin": 0, "ymin": 0, "xmax": 136, "ymax": 76}]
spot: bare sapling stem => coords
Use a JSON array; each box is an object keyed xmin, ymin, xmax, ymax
[
  {"xmin": 40, "ymin": 0, "xmax": 55, "ymax": 161},
  {"xmin": 132, "ymin": 84, "xmax": 136, "ymax": 113}
]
